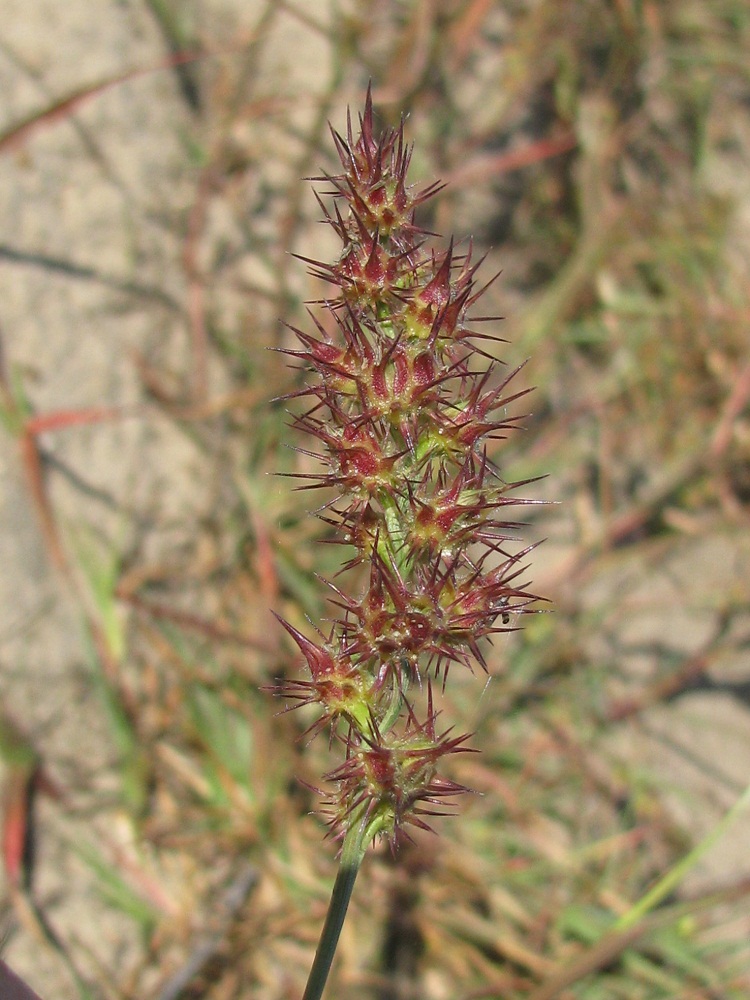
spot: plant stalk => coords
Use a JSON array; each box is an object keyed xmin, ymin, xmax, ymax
[{"xmin": 301, "ymin": 816, "xmax": 369, "ymax": 1000}]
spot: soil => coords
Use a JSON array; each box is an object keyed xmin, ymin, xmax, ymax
[{"xmin": 1, "ymin": 2, "xmax": 749, "ymax": 997}]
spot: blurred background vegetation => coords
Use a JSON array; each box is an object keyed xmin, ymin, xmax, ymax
[{"xmin": 2, "ymin": 0, "xmax": 750, "ymax": 997}]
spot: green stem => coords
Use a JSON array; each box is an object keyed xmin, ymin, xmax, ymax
[{"xmin": 302, "ymin": 816, "xmax": 369, "ymax": 1000}]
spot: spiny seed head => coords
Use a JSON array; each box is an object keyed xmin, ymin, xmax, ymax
[
  {"xmin": 323, "ymin": 693, "xmax": 475, "ymax": 844},
  {"xmin": 272, "ymin": 86, "xmax": 544, "ymax": 848}
]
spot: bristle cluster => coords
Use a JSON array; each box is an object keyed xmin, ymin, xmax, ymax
[{"xmin": 274, "ymin": 88, "xmax": 541, "ymax": 847}]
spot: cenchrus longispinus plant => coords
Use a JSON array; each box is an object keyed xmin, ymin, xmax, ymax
[{"xmin": 272, "ymin": 88, "xmax": 543, "ymax": 1000}]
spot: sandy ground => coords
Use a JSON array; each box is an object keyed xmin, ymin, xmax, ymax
[{"xmin": 1, "ymin": 2, "xmax": 749, "ymax": 997}]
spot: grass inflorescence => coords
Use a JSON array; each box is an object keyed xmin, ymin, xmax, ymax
[{"xmin": 272, "ymin": 88, "xmax": 542, "ymax": 855}]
